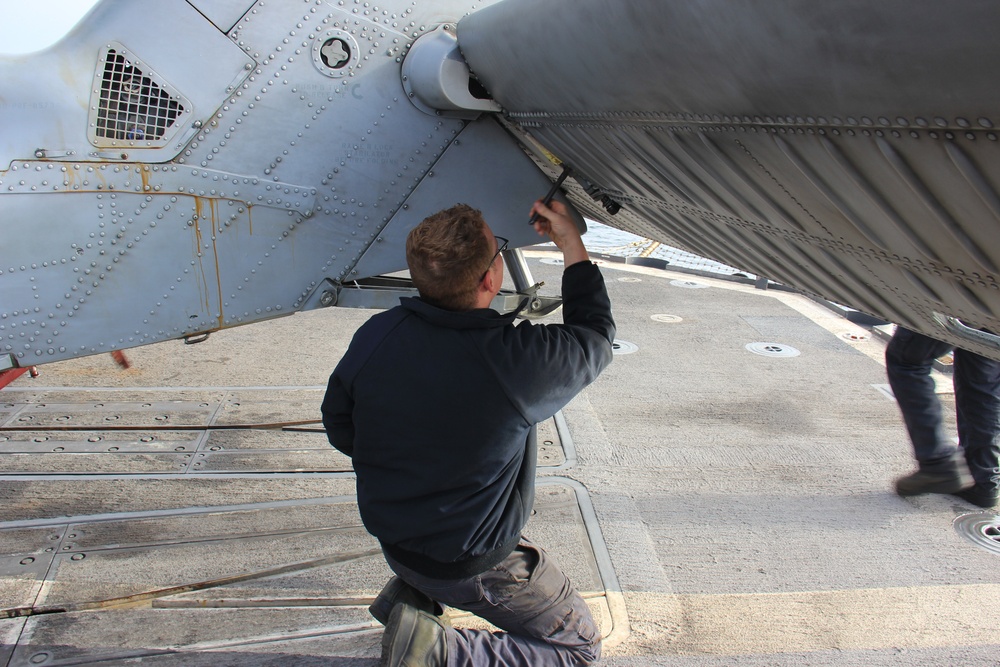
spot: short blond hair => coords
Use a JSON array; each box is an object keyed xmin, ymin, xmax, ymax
[{"xmin": 406, "ymin": 204, "xmax": 493, "ymax": 310}]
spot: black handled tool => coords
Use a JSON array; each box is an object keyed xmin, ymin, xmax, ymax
[{"xmin": 529, "ymin": 165, "xmax": 573, "ymax": 224}]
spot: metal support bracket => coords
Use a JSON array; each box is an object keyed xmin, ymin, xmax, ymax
[
  {"xmin": 932, "ymin": 312, "xmax": 1000, "ymax": 351},
  {"xmin": 303, "ymin": 252, "xmax": 562, "ymax": 317},
  {"xmin": 503, "ymin": 248, "xmax": 563, "ymax": 319}
]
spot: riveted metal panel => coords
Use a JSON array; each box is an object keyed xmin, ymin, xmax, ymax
[
  {"xmin": 0, "ymin": 0, "xmax": 255, "ymax": 166},
  {"xmin": 2, "ymin": 0, "xmax": 569, "ymax": 368},
  {"xmin": 458, "ymin": 0, "xmax": 1000, "ymax": 357},
  {"xmin": 352, "ymin": 117, "xmax": 573, "ymax": 279},
  {"xmin": 0, "ymin": 151, "xmax": 340, "ymax": 363},
  {"xmin": 186, "ymin": 0, "xmax": 256, "ymax": 33}
]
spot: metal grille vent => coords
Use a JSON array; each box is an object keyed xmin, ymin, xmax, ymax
[{"xmin": 89, "ymin": 44, "xmax": 190, "ymax": 148}]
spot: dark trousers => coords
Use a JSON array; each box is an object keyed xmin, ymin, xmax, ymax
[
  {"xmin": 886, "ymin": 327, "xmax": 1000, "ymax": 489},
  {"xmin": 384, "ymin": 537, "xmax": 601, "ymax": 666}
]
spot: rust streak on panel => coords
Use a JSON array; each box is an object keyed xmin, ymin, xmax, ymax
[
  {"xmin": 193, "ymin": 197, "xmax": 211, "ymax": 313},
  {"xmin": 210, "ymin": 198, "xmax": 225, "ymax": 329}
]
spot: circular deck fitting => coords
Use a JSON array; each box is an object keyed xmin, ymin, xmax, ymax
[
  {"xmin": 670, "ymin": 279, "xmax": 708, "ymax": 289},
  {"xmin": 745, "ymin": 342, "xmax": 801, "ymax": 358},
  {"xmin": 842, "ymin": 332, "xmax": 869, "ymax": 341},
  {"xmin": 651, "ymin": 314, "xmax": 683, "ymax": 323},
  {"xmin": 618, "ymin": 277, "xmax": 642, "ymax": 283},
  {"xmin": 954, "ymin": 512, "xmax": 1000, "ymax": 555},
  {"xmin": 612, "ymin": 339, "xmax": 638, "ymax": 355}
]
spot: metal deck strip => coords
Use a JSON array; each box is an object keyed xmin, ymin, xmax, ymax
[
  {"xmin": 0, "ymin": 386, "xmax": 328, "ymax": 392},
  {"xmin": 3, "ymin": 481, "xmax": 623, "ymax": 661},
  {"xmin": 0, "ymin": 472, "xmax": 356, "ymax": 482},
  {"xmin": 539, "ymin": 477, "xmax": 630, "ymax": 648},
  {"xmin": 0, "ymin": 496, "xmax": 359, "ymax": 531},
  {"xmin": 544, "ymin": 410, "xmax": 577, "ymax": 471},
  {"xmin": 1, "ymin": 393, "xmax": 569, "ymax": 478}
]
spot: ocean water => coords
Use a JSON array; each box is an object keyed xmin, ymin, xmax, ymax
[{"xmin": 578, "ymin": 220, "xmax": 754, "ymax": 278}]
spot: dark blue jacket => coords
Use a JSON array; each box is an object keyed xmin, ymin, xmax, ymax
[{"xmin": 321, "ymin": 260, "xmax": 615, "ymax": 579}]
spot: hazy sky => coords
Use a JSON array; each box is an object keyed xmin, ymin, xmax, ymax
[{"xmin": 0, "ymin": 0, "xmax": 100, "ymax": 54}]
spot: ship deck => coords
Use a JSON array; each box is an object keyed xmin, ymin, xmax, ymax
[{"xmin": 2, "ymin": 250, "xmax": 998, "ymax": 666}]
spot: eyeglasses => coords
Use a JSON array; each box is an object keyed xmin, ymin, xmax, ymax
[{"xmin": 479, "ymin": 236, "xmax": 508, "ymax": 283}]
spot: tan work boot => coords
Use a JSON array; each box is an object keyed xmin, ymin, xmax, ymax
[
  {"xmin": 380, "ymin": 602, "xmax": 448, "ymax": 667},
  {"xmin": 370, "ymin": 576, "xmax": 446, "ymax": 625}
]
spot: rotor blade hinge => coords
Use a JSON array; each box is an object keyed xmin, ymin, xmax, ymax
[{"xmin": 401, "ymin": 24, "xmax": 501, "ymax": 119}]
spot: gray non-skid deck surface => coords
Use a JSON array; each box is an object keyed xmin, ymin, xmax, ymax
[{"xmin": 1, "ymin": 252, "xmax": 998, "ymax": 666}]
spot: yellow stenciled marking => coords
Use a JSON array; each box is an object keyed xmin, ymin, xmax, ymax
[
  {"xmin": 520, "ymin": 133, "xmax": 562, "ymax": 166},
  {"xmin": 540, "ymin": 148, "xmax": 563, "ymax": 166}
]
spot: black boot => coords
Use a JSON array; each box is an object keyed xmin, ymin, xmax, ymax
[
  {"xmin": 895, "ymin": 459, "xmax": 971, "ymax": 497},
  {"xmin": 952, "ymin": 483, "xmax": 999, "ymax": 508}
]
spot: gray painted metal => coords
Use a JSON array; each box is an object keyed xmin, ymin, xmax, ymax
[
  {"xmin": 0, "ymin": 0, "xmax": 254, "ymax": 164},
  {"xmin": 5, "ymin": 0, "xmax": 1000, "ymax": 372},
  {"xmin": 458, "ymin": 0, "xmax": 1000, "ymax": 358},
  {"xmin": 400, "ymin": 23, "xmax": 501, "ymax": 118},
  {"xmin": 185, "ymin": 0, "xmax": 257, "ymax": 34},
  {"xmin": 0, "ymin": 0, "xmax": 555, "ymax": 368}
]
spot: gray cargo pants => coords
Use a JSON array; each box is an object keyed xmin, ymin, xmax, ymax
[{"xmin": 384, "ymin": 537, "xmax": 602, "ymax": 666}]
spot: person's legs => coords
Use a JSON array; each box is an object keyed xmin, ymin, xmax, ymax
[
  {"xmin": 886, "ymin": 328, "xmax": 957, "ymax": 465},
  {"xmin": 386, "ymin": 538, "xmax": 601, "ymax": 666},
  {"xmin": 886, "ymin": 328, "xmax": 969, "ymax": 494},
  {"xmin": 952, "ymin": 347, "xmax": 1000, "ymax": 506}
]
